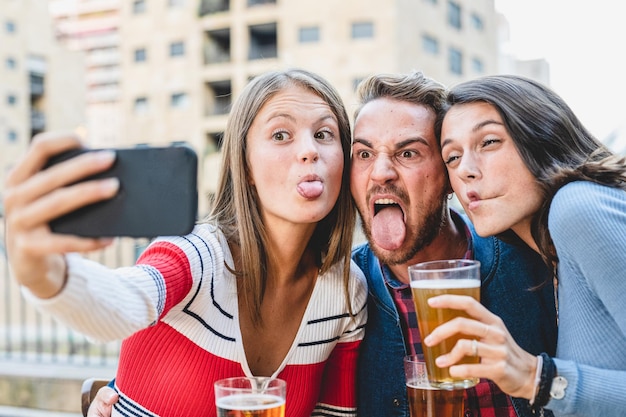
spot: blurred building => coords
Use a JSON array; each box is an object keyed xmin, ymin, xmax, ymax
[
  {"xmin": 0, "ymin": 0, "xmax": 84, "ymax": 206},
  {"xmin": 48, "ymin": 0, "xmax": 122, "ymax": 148},
  {"xmin": 1, "ymin": 0, "xmax": 507, "ymax": 215},
  {"xmin": 496, "ymin": 11, "xmax": 550, "ymax": 85},
  {"xmin": 116, "ymin": 0, "xmax": 501, "ymax": 215}
]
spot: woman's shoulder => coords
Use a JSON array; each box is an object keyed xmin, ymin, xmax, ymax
[
  {"xmin": 551, "ymin": 180, "xmax": 626, "ymax": 216},
  {"xmin": 549, "ymin": 180, "xmax": 626, "ymax": 240}
]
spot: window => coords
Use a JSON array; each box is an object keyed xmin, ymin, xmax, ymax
[
  {"xmin": 170, "ymin": 41, "xmax": 185, "ymax": 57},
  {"xmin": 248, "ymin": 23, "xmax": 277, "ymax": 60},
  {"xmin": 30, "ymin": 73, "xmax": 44, "ymax": 96},
  {"xmin": 199, "ymin": 0, "xmax": 229, "ymax": 15},
  {"xmin": 423, "ymin": 0, "xmax": 437, "ymax": 4},
  {"xmin": 351, "ymin": 22, "xmax": 374, "ymax": 39},
  {"xmin": 422, "ymin": 34, "xmax": 439, "ymax": 55},
  {"xmin": 168, "ymin": 0, "xmax": 185, "ymax": 7},
  {"xmin": 299, "ymin": 26, "xmax": 320, "ymax": 43},
  {"xmin": 447, "ymin": 1, "xmax": 462, "ymax": 30},
  {"xmin": 205, "ymin": 80, "xmax": 231, "ymax": 115},
  {"xmin": 5, "ymin": 20, "xmax": 16, "ymax": 33},
  {"xmin": 204, "ymin": 29, "xmax": 230, "ymax": 64},
  {"xmin": 7, "ymin": 130, "xmax": 18, "ymax": 142},
  {"xmin": 133, "ymin": 0, "xmax": 146, "ymax": 14},
  {"xmin": 134, "ymin": 97, "xmax": 148, "ymax": 113},
  {"xmin": 134, "ymin": 48, "xmax": 147, "ymax": 62},
  {"xmin": 471, "ymin": 57, "xmax": 484, "ymax": 73},
  {"xmin": 171, "ymin": 92, "xmax": 189, "ymax": 108},
  {"xmin": 7, "ymin": 94, "xmax": 17, "ymax": 106},
  {"xmin": 206, "ymin": 131, "xmax": 224, "ymax": 151},
  {"xmin": 471, "ymin": 13, "xmax": 484, "ymax": 31},
  {"xmin": 5, "ymin": 57, "xmax": 16, "ymax": 69},
  {"xmin": 448, "ymin": 47, "xmax": 463, "ymax": 75}
]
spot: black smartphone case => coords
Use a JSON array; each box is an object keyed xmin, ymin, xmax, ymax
[{"xmin": 46, "ymin": 144, "xmax": 198, "ymax": 238}]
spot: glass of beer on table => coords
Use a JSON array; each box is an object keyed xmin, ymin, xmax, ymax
[
  {"xmin": 404, "ymin": 355, "xmax": 465, "ymax": 417},
  {"xmin": 409, "ymin": 259, "xmax": 481, "ymax": 389},
  {"xmin": 214, "ymin": 376, "xmax": 286, "ymax": 417}
]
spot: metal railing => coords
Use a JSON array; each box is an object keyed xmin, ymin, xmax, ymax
[{"xmin": 0, "ymin": 220, "xmax": 149, "ymax": 368}]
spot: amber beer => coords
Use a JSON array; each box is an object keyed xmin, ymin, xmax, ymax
[
  {"xmin": 216, "ymin": 394, "xmax": 285, "ymax": 417},
  {"xmin": 406, "ymin": 381, "xmax": 465, "ymax": 417},
  {"xmin": 215, "ymin": 377, "xmax": 286, "ymax": 417},
  {"xmin": 409, "ymin": 260, "xmax": 481, "ymax": 389},
  {"xmin": 404, "ymin": 354, "xmax": 465, "ymax": 417}
]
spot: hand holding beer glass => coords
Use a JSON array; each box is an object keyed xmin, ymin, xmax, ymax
[
  {"xmin": 409, "ymin": 259, "xmax": 481, "ymax": 389},
  {"xmin": 404, "ymin": 355, "xmax": 465, "ymax": 417},
  {"xmin": 214, "ymin": 377, "xmax": 286, "ymax": 417}
]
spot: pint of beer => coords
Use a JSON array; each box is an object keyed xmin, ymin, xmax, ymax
[
  {"xmin": 409, "ymin": 259, "xmax": 480, "ymax": 389},
  {"xmin": 215, "ymin": 377, "xmax": 286, "ymax": 417},
  {"xmin": 404, "ymin": 355, "xmax": 465, "ymax": 417}
]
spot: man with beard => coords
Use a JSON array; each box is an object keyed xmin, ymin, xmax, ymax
[{"xmin": 350, "ymin": 72, "xmax": 557, "ymax": 417}]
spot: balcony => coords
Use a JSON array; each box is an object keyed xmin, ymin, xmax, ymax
[
  {"xmin": 203, "ymin": 28, "xmax": 231, "ymax": 65},
  {"xmin": 30, "ymin": 110, "xmax": 46, "ymax": 131},
  {"xmin": 198, "ymin": 0, "xmax": 229, "ymax": 16},
  {"xmin": 30, "ymin": 74, "xmax": 45, "ymax": 97},
  {"xmin": 248, "ymin": 23, "xmax": 277, "ymax": 60}
]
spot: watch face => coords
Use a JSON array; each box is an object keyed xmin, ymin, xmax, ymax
[{"xmin": 550, "ymin": 376, "xmax": 568, "ymax": 400}]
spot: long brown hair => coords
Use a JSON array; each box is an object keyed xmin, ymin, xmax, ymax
[
  {"xmin": 440, "ymin": 74, "xmax": 626, "ymax": 270},
  {"xmin": 207, "ymin": 69, "xmax": 355, "ymax": 325}
]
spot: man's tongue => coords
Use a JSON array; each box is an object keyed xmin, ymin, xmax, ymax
[{"xmin": 371, "ymin": 206, "xmax": 406, "ymax": 250}]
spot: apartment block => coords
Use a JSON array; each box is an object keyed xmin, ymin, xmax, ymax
[
  {"xmin": 0, "ymin": 0, "xmax": 84, "ymax": 201},
  {"xmin": 49, "ymin": 0, "xmax": 123, "ymax": 148},
  {"xmin": 116, "ymin": 0, "xmax": 499, "ymax": 215}
]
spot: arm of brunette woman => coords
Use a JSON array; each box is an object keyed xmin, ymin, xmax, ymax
[{"xmin": 422, "ymin": 294, "xmax": 540, "ymax": 400}]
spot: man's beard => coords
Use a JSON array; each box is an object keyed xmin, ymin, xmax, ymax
[{"xmin": 359, "ymin": 196, "xmax": 448, "ymax": 266}]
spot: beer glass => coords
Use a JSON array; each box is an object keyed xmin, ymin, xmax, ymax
[
  {"xmin": 214, "ymin": 377, "xmax": 286, "ymax": 417},
  {"xmin": 404, "ymin": 355, "xmax": 465, "ymax": 417},
  {"xmin": 409, "ymin": 259, "xmax": 480, "ymax": 389}
]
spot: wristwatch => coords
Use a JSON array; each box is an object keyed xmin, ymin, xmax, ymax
[{"xmin": 549, "ymin": 376, "xmax": 568, "ymax": 400}]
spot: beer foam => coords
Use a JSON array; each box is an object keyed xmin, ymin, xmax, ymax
[
  {"xmin": 410, "ymin": 279, "xmax": 479, "ymax": 289},
  {"xmin": 216, "ymin": 394, "xmax": 285, "ymax": 411},
  {"xmin": 406, "ymin": 381, "xmax": 440, "ymax": 390}
]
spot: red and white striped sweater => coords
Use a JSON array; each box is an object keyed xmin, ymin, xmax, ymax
[{"xmin": 25, "ymin": 225, "xmax": 368, "ymax": 417}]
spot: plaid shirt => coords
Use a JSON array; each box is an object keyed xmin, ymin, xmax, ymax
[{"xmin": 382, "ymin": 212, "xmax": 516, "ymax": 417}]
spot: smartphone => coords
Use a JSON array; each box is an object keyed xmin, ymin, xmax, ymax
[{"xmin": 45, "ymin": 143, "xmax": 198, "ymax": 238}]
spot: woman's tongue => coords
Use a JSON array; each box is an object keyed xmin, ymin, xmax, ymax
[
  {"xmin": 297, "ymin": 180, "xmax": 323, "ymax": 199},
  {"xmin": 371, "ymin": 206, "xmax": 406, "ymax": 250}
]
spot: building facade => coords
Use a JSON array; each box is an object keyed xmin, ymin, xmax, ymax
[
  {"xmin": 118, "ymin": 0, "xmax": 500, "ymax": 215},
  {"xmin": 0, "ymin": 0, "xmax": 84, "ymax": 204}
]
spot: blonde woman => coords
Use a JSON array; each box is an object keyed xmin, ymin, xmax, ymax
[{"xmin": 4, "ymin": 69, "xmax": 367, "ymax": 417}]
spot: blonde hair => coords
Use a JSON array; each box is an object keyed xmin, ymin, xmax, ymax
[{"xmin": 207, "ymin": 69, "xmax": 355, "ymax": 325}]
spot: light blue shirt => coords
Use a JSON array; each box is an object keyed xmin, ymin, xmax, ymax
[{"xmin": 547, "ymin": 181, "xmax": 626, "ymax": 417}]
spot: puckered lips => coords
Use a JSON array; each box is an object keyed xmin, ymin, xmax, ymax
[
  {"xmin": 464, "ymin": 190, "xmax": 482, "ymax": 212},
  {"xmin": 371, "ymin": 196, "xmax": 406, "ymax": 250}
]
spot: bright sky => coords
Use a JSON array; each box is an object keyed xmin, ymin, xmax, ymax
[{"xmin": 494, "ymin": 0, "xmax": 626, "ymax": 141}]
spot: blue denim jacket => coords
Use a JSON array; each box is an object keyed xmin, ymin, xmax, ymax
[{"xmin": 353, "ymin": 215, "xmax": 557, "ymax": 417}]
